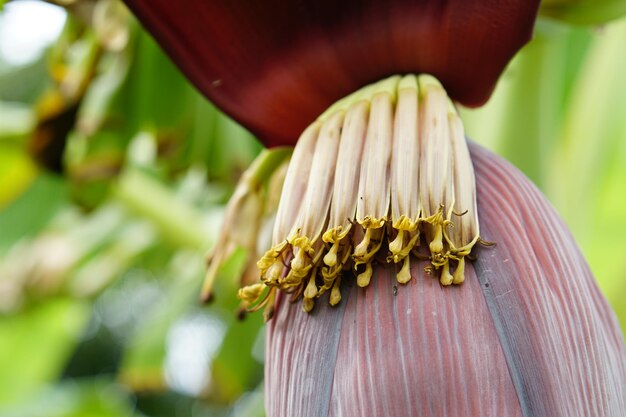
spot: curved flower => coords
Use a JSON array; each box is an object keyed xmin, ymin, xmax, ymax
[{"xmin": 123, "ymin": 0, "xmax": 539, "ymax": 146}]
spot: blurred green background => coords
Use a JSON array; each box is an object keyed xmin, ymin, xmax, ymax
[{"xmin": 0, "ymin": 1, "xmax": 625, "ymax": 416}]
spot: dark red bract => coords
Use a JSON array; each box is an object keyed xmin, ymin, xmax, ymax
[
  {"xmin": 265, "ymin": 143, "xmax": 626, "ymax": 417},
  {"xmin": 123, "ymin": 0, "xmax": 539, "ymax": 147}
]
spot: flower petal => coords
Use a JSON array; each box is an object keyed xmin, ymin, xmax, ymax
[
  {"xmin": 264, "ymin": 142, "xmax": 626, "ymax": 417},
  {"xmin": 122, "ymin": 0, "xmax": 539, "ymax": 146},
  {"xmin": 266, "ymin": 262, "xmax": 521, "ymax": 416},
  {"xmin": 471, "ymin": 143, "xmax": 626, "ymax": 416}
]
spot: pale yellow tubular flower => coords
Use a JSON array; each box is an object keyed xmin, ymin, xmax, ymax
[
  {"xmin": 353, "ymin": 76, "xmax": 399, "ymax": 288},
  {"xmin": 204, "ymin": 241, "xmax": 236, "ymax": 302},
  {"xmin": 241, "ymin": 161, "xmax": 289, "ymax": 284},
  {"xmin": 257, "ymin": 123, "xmax": 320, "ymax": 286},
  {"xmin": 272, "ymin": 123, "xmax": 320, "ymax": 244},
  {"xmin": 389, "ymin": 75, "xmax": 421, "ymax": 285},
  {"xmin": 203, "ymin": 148, "xmax": 290, "ymax": 302},
  {"xmin": 265, "ymin": 159, "xmax": 290, "ymax": 220},
  {"xmin": 242, "ymin": 127, "xmax": 318, "ymax": 316},
  {"xmin": 236, "ymin": 160, "xmax": 289, "ymax": 317},
  {"xmin": 231, "ymin": 189, "xmax": 264, "ymax": 277},
  {"xmin": 417, "ymin": 74, "xmax": 455, "ymax": 285},
  {"xmin": 203, "ymin": 177, "xmax": 260, "ymax": 301},
  {"xmin": 237, "ymin": 73, "xmax": 485, "ymax": 316},
  {"xmin": 446, "ymin": 110, "xmax": 480, "ymax": 285},
  {"xmin": 287, "ymin": 111, "xmax": 343, "ymax": 310},
  {"xmin": 320, "ymin": 100, "xmax": 369, "ymax": 297},
  {"xmin": 251, "ymin": 158, "xmax": 290, "ymax": 280}
]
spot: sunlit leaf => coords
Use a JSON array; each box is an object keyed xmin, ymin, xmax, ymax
[
  {"xmin": 547, "ymin": 18, "xmax": 626, "ymax": 299},
  {"xmin": 0, "ymin": 146, "xmax": 38, "ymax": 209},
  {"xmin": 2, "ymin": 377, "xmax": 135, "ymax": 417},
  {"xmin": 0, "ymin": 299, "xmax": 88, "ymax": 406},
  {"xmin": 113, "ymin": 168, "xmax": 210, "ymax": 250},
  {"xmin": 0, "ymin": 174, "xmax": 67, "ymax": 252},
  {"xmin": 541, "ymin": 0, "xmax": 626, "ymax": 25}
]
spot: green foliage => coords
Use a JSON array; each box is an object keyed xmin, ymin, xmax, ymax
[
  {"xmin": 541, "ymin": 0, "xmax": 626, "ymax": 25},
  {"xmin": 0, "ymin": 174, "xmax": 67, "ymax": 251},
  {"xmin": 0, "ymin": 299, "xmax": 89, "ymax": 407},
  {"xmin": 1, "ymin": 1, "xmax": 626, "ymax": 416},
  {"xmin": 5, "ymin": 378, "xmax": 136, "ymax": 417}
]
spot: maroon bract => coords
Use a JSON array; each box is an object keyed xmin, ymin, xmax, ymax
[
  {"xmin": 123, "ymin": 0, "xmax": 539, "ymax": 147},
  {"xmin": 265, "ymin": 143, "xmax": 626, "ymax": 417}
]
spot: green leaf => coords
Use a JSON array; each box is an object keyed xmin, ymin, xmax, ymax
[
  {"xmin": 121, "ymin": 26, "xmax": 197, "ymax": 133},
  {"xmin": 210, "ymin": 312, "xmax": 264, "ymax": 404},
  {"xmin": 209, "ymin": 248, "xmax": 264, "ymax": 404},
  {"xmin": 541, "ymin": 0, "xmax": 626, "ymax": 25},
  {"xmin": 548, "ymin": 18, "xmax": 626, "ymax": 260},
  {"xmin": 0, "ymin": 145, "xmax": 37, "ymax": 210},
  {"xmin": 1, "ymin": 377, "xmax": 136, "ymax": 417},
  {"xmin": 113, "ymin": 168, "xmax": 210, "ymax": 250},
  {"xmin": 0, "ymin": 299, "xmax": 89, "ymax": 406},
  {"xmin": 0, "ymin": 174, "xmax": 67, "ymax": 252}
]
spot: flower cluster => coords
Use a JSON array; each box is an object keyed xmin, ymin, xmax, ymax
[{"xmin": 234, "ymin": 75, "xmax": 483, "ymax": 314}]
